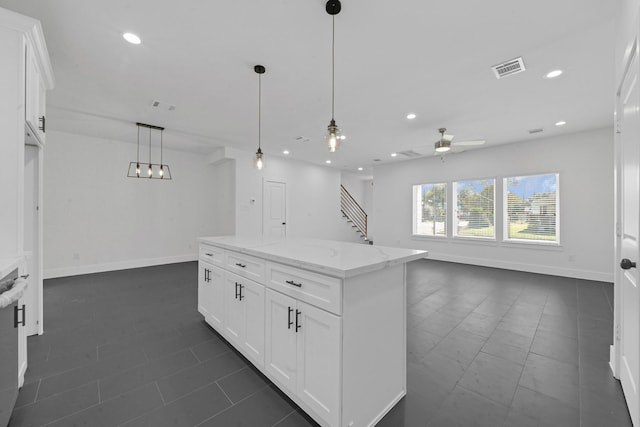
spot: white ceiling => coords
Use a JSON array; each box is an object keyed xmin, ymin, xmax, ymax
[{"xmin": 0, "ymin": 0, "xmax": 616, "ymax": 173}]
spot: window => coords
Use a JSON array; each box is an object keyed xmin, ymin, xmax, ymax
[
  {"xmin": 454, "ymin": 179, "xmax": 495, "ymax": 238},
  {"xmin": 504, "ymin": 173, "xmax": 559, "ymax": 243},
  {"xmin": 413, "ymin": 183, "xmax": 447, "ymax": 236}
]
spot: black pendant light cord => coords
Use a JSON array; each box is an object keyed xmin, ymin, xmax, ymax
[
  {"xmin": 331, "ymin": 15, "xmax": 335, "ymax": 121},
  {"xmin": 258, "ymin": 71, "xmax": 262, "ymax": 151}
]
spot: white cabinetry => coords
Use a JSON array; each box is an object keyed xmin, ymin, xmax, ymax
[
  {"xmin": 0, "ymin": 7, "xmax": 53, "ymax": 343},
  {"xmin": 265, "ymin": 288, "xmax": 340, "ymax": 426},
  {"xmin": 198, "ymin": 237, "xmax": 425, "ymax": 427},
  {"xmin": 197, "ymin": 261, "xmax": 224, "ymax": 330},
  {"xmin": 25, "ymin": 39, "xmax": 47, "ymax": 144},
  {"xmin": 224, "ymin": 272, "xmax": 265, "ymax": 368}
]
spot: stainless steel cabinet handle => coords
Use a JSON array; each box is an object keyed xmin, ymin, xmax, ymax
[{"xmin": 287, "ymin": 307, "xmax": 293, "ymax": 329}]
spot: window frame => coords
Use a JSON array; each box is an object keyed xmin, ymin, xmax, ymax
[
  {"xmin": 502, "ymin": 173, "xmax": 560, "ymax": 245},
  {"xmin": 452, "ymin": 178, "xmax": 497, "ymax": 240},
  {"xmin": 412, "ymin": 182, "xmax": 448, "ymax": 238}
]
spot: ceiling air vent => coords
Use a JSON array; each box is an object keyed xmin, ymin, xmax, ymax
[
  {"xmin": 151, "ymin": 100, "xmax": 176, "ymax": 111},
  {"xmin": 397, "ymin": 150, "xmax": 422, "ymax": 158},
  {"xmin": 295, "ymin": 136, "xmax": 312, "ymax": 143},
  {"xmin": 491, "ymin": 57, "xmax": 526, "ymax": 79},
  {"xmin": 529, "ymin": 128, "xmax": 544, "ymax": 134}
]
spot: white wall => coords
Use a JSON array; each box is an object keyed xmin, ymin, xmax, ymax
[
  {"xmin": 43, "ymin": 130, "xmax": 226, "ymax": 278},
  {"xmin": 371, "ymin": 127, "xmax": 614, "ymax": 281},
  {"xmin": 226, "ymin": 149, "xmax": 362, "ymax": 243}
]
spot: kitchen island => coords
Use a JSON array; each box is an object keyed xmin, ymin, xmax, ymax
[{"xmin": 197, "ymin": 236, "xmax": 426, "ymax": 427}]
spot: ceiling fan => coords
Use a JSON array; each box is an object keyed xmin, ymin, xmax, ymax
[{"xmin": 434, "ymin": 127, "xmax": 485, "ymax": 154}]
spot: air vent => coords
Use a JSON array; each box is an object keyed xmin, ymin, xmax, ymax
[
  {"xmin": 529, "ymin": 128, "xmax": 544, "ymax": 134},
  {"xmin": 397, "ymin": 150, "xmax": 422, "ymax": 158},
  {"xmin": 151, "ymin": 100, "xmax": 176, "ymax": 111},
  {"xmin": 295, "ymin": 136, "xmax": 312, "ymax": 143},
  {"xmin": 491, "ymin": 57, "xmax": 526, "ymax": 79},
  {"xmin": 373, "ymin": 159, "xmax": 382, "ymax": 162}
]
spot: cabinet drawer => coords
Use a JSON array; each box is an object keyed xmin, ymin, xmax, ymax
[
  {"xmin": 199, "ymin": 245, "xmax": 225, "ymax": 267},
  {"xmin": 266, "ymin": 262, "xmax": 341, "ymax": 315},
  {"xmin": 226, "ymin": 251, "xmax": 265, "ymax": 283}
]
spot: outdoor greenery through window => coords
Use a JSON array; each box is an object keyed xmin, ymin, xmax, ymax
[
  {"xmin": 454, "ymin": 179, "xmax": 495, "ymax": 238},
  {"xmin": 413, "ymin": 183, "xmax": 447, "ymax": 236},
  {"xmin": 505, "ymin": 173, "xmax": 559, "ymax": 242}
]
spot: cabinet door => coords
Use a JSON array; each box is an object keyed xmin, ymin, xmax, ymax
[
  {"xmin": 24, "ymin": 42, "xmax": 45, "ymax": 144},
  {"xmin": 241, "ymin": 279, "xmax": 265, "ymax": 368},
  {"xmin": 197, "ymin": 262, "xmax": 210, "ymax": 318},
  {"xmin": 224, "ymin": 272, "xmax": 244, "ymax": 348},
  {"xmin": 207, "ymin": 265, "xmax": 225, "ymax": 331},
  {"xmin": 296, "ymin": 301, "xmax": 341, "ymax": 426},
  {"xmin": 265, "ymin": 289, "xmax": 297, "ymax": 394}
]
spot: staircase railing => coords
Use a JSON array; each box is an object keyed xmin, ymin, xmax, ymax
[{"xmin": 340, "ymin": 184, "xmax": 368, "ymax": 241}]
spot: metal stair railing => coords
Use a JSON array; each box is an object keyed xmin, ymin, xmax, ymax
[{"xmin": 340, "ymin": 184, "xmax": 368, "ymax": 241}]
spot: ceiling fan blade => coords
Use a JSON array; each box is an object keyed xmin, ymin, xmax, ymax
[
  {"xmin": 442, "ymin": 133, "xmax": 455, "ymax": 142},
  {"xmin": 453, "ymin": 139, "xmax": 485, "ymax": 146}
]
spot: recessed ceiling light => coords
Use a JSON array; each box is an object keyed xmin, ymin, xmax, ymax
[
  {"xmin": 391, "ymin": 153, "xmax": 398, "ymax": 157},
  {"xmin": 358, "ymin": 167, "xmax": 363, "ymax": 171},
  {"xmin": 555, "ymin": 121, "xmax": 567, "ymax": 126},
  {"xmin": 123, "ymin": 32, "xmax": 141, "ymax": 45},
  {"xmin": 283, "ymin": 150, "xmax": 290, "ymax": 155},
  {"xmin": 545, "ymin": 69, "xmax": 563, "ymax": 79},
  {"xmin": 325, "ymin": 160, "xmax": 331, "ymax": 164},
  {"xmin": 406, "ymin": 113, "xmax": 416, "ymax": 120}
]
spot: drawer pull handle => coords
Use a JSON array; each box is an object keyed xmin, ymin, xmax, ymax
[
  {"xmin": 295, "ymin": 309, "xmax": 302, "ymax": 332},
  {"xmin": 235, "ymin": 263, "xmax": 247, "ymax": 268},
  {"xmin": 285, "ymin": 280, "xmax": 302, "ymax": 288},
  {"xmin": 205, "ymin": 253, "xmax": 213, "ymax": 256},
  {"xmin": 287, "ymin": 307, "xmax": 293, "ymax": 329}
]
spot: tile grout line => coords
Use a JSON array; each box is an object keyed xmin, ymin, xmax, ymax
[
  {"xmin": 270, "ymin": 409, "xmax": 298, "ymax": 427},
  {"xmin": 194, "ymin": 383, "xmax": 271, "ymax": 427},
  {"xmin": 215, "ymin": 381, "xmax": 235, "ymax": 405}
]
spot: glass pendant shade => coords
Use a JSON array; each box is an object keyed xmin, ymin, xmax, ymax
[
  {"xmin": 326, "ymin": 119, "xmax": 341, "ymax": 153},
  {"xmin": 255, "ymin": 147, "xmax": 264, "ymax": 170}
]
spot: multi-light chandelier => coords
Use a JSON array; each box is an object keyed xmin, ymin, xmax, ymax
[{"xmin": 127, "ymin": 122, "xmax": 172, "ymax": 180}]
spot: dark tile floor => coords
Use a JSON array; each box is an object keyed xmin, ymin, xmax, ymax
[{"xmin": 7, "ymin": 260, "xmax": 632, "ymax": 426}]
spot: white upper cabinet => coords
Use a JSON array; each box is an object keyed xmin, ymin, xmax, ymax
[{"xmin": 24, "ymin": 38, "xmax": 47, "ymax": 145}]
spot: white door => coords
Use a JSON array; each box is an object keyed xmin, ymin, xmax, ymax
[
  {"xmin": 241, "ymin": 279, "xmax": 265, "ymax": 368},
  {"xmin": 618, "ymin": 35, "xmax": 640, "ymax": 427},
  {"xmin": 265, "ymin": 289, "xmax": 297, "ymax": 393},
  {"xmin": 296, "ymin": 300, "xmax": 341, "ymax": 426},
  {"xmin": 263, "ymin": 181, "xmax": 286, "ymax": 238}
]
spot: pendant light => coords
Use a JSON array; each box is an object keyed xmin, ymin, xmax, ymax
[
  {"xmin": 255, "ymin": 65, "xmax": 266, "ymax": 170},
  {"xmin": 127, "ymin": 122, "xmax": 172, "ymax": 180},
  {"xmin": 326, "ymin": 0, "xmax": 343, "ymax": 152}
]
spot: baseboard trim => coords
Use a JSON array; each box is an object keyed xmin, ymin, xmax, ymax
[
  {"xmin": 44, "ymin": 254, "xmax": 198, "ymax": 279},
  {"xmin": 425, "ymin": 252, "xmax": 613, "ymax": 282}
]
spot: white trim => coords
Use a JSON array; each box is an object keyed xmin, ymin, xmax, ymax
[
  {"xmin": 426, "ymin": 251, "xmax": 613, "ymax": 282},
  {"xmin": 43, "ymin": 254, "xmax": 197, "ymax": 279}
]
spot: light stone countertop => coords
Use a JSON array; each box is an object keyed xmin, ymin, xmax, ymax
[{"xmin": 199, "ymin": 236, "xmax": 427, "ymax": 278}]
